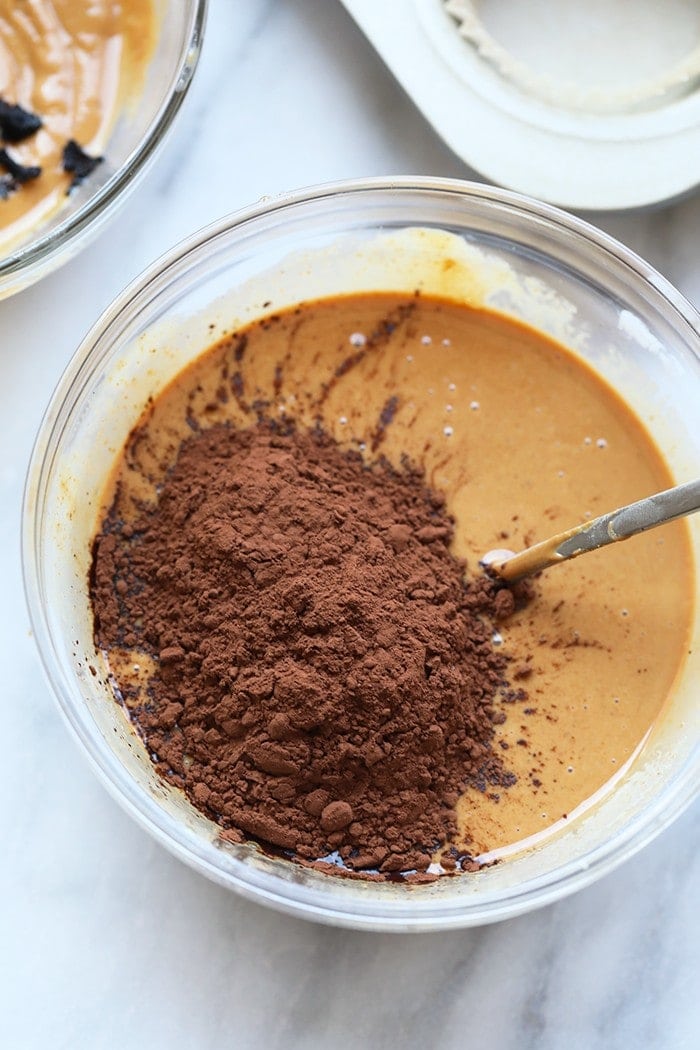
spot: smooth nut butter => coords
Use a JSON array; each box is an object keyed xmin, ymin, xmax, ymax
[
  {"xmin": 0, "ymin": 0, "xmax": 156, "ymax": 252},
  {"xmin": 90, "ymin": 292, "xmax": 695, "ymax": 877}
]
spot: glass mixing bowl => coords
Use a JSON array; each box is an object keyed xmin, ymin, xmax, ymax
[
  {"xmin": 23, "ymin": 178, "xmax": 700, "ymax": 931},
  {"xmin": 0, "ymin": 0, "xmax": 207, "ymax": 300}
]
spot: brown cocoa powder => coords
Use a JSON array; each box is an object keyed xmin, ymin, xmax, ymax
[{"xmin": 91, "ymin": 420, "xmax": 526, "ymax": 877}]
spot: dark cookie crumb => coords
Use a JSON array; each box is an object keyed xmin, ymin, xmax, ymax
[
  {"xmin": 62, "ymin": 139, "xmax": 103, "ymax": 192},
  {"xmin": 0, "ymin": 98, "xmax": 43, "ymax": 143},
  {"xmin": 0, "ymin": 147, "xmax": 41, "ymax": 185}
]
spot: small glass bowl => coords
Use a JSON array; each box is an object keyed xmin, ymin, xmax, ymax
[
  {"xmin": 0, "ymin": 0, "xmax": 207, "ymax": 300},
  {"xmin": 23, "ymin": 178, "xmax": 700, "ymax": 931}
]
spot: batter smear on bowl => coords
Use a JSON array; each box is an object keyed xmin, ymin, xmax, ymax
[{"xmin": 89, "ymin": 292, "xmax": 694, "ymax": 880}]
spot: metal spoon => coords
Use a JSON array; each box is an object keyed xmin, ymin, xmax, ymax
[{"xmin": 481, "ymin": 478, "xmax": 700, "ymax": 583}]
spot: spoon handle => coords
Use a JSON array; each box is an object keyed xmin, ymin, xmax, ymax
[{"xmin": 486, "ymin": 478, "xmax": 700, "ymax": 582}]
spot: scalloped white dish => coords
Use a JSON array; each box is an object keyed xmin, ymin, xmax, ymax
[{"xmin": 339, "ymin": 0, "xmax": 700, "ymax": 211}]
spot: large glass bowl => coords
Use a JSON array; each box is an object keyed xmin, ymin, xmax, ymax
[
  {"xmin": 0, "ymin": 0, "xmax": 207, "ymax": 300},
  {"xmin": 23, "ymin": 178, "xmax": 700, "ymax": 931}
]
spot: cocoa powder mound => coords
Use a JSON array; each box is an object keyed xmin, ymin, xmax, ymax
[{"xmin": 91, "ymin": 421, "xmax": 523, "ymax": 877}]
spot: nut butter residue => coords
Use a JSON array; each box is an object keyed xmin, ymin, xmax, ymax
[
  {"xmin": 0, "ymin": 0, "xmax": 156, "ymax": 252},
  {"xmin": 90, "ymin": 293, "xmax": 695, "ymax": 877}
]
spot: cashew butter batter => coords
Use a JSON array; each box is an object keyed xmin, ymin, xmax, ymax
[
  {"xmin": 0, "ymin": 0, "xmax": 156, "ymax": 252},
  {"xmin": 93, "ymin": 293, "xmax": 695, "ymax": 866}
]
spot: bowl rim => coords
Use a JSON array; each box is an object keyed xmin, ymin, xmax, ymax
[
  {"xmin": 0, "ymin": 0, "xmax": 209, "ymax": 294},
  {"xmin": 22, "ymin": 176, "xmax": 700, "ymax": 931}
]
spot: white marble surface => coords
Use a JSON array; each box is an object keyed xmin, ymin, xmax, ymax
[{"xmin": 2, "ymin": 2, "xmax": 699, "ymax": 1047}]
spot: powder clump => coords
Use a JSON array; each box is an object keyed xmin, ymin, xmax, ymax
[{"xmin": 91, "ymin": 420, "xmax": 524, "ymax": 877}]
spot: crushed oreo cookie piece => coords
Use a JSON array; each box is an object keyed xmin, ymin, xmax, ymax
[
  {"xmin": 0, "ymin": 148, "xmax": 41, "ymax": 184},
  {"xmin": 0, "ymin": 98, "xmax": 43, "ymax": 143},
  {"xmin": 0, "ymin": 176, "xmax": 12, "ymax": 200},
  {"xmin": 62, "ymin": 139, "xmax": 103, "ymax": 192}
]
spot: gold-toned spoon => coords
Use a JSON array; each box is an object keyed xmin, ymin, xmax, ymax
[{"xmin": 482, "ymin": 478, "xmax": 700, "ymax": 583}]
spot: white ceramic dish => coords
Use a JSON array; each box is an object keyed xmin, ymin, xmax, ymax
[
  {"xmin": 339, "ymin": 0, "xmax": 700, "ymax": 211},
  {"xmin": 23, "ymin": 178, "xmax": 700, "ymax": 931}
]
